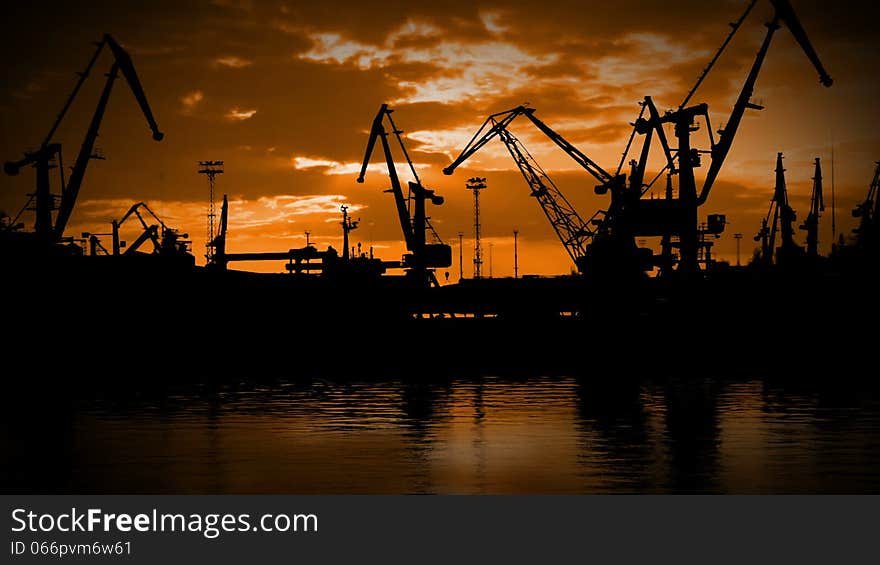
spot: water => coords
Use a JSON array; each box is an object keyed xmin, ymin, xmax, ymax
[{"xmin": 3, "ymin": 376, "xmax": 879, "ymax": 493}]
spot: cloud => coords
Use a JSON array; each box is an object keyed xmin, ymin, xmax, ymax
[
  {"xmin": 300, "ymin": 32, "xmax": 393, "ymax": 69},
  {"xmin": 292, "ymin": 155, "xmax": 437, "ymax": 180},
  {"xmin": 480, "ymin": 10, "xmax": 509, "ymax": 35},
  {"xmin": 214, "ymin": 55, "xmax": 254, "ymax": 68},
  {"xmin": 180, "ymin": 90, "xmax": 204, "ymax": 113},
  {"xmin": 258, "ymin": 194, "xmax": 363, "ymax": 216},
  {"xmin": 292, "ymin": 156, "xmax": 362, "ymax": 176},
  {"xmin": 226, "ymin": 107, "xmax": 257, "ymax": 121},
  {"xmin": 298, "ymin": 25, "xmax": 557, "ymax": 105}
]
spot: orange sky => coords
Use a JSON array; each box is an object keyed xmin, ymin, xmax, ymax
[{"xmin": 2, "ymin": 0, "xmax": 879, "ymax": 277}]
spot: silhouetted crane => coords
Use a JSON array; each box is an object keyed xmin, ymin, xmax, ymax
[
  {"xmin": 442, "ymin": 106, "xmax": 606, "ymax": 272},
  {"xmin": 799, "ymin": 158, "xmax": 824, "ymax": 259},
  {"xmin": 358, "ymin": 104, "xmax": 451, "ymax": 286},
  {"xmin": 755, "ymin": 153, "xmax": 802, "ymax": 265},
  {"xmin": 112, "ymin": 202, "xmax": 190, "ymax": 257},
  {"xmin": 615, "ymin": 0, "xmax": 832, "ymax": 276},
  {"xmin": 851, "ymin": 161, "xmax": 880, "ymax": 252},
  {"xmin": 4, "ymin": 34, "xmax": 163, "ymax": 244},
  {"xmin": 446, "ymin": 1, "xmax": 831, "ymax": 279}
]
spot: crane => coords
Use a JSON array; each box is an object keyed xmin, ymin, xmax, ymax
[
  {"xmin": 754, "ymin": 153, "xmax": 802, "ymax": 265},
  {"xmin": 597, "ymin": 0, "xmax": 831, "ymax": 276},
  {"xmin": 4, "ymin": 34, "xmax": 163, "ymax": 245},
  {"xmin": 442, "ymin": 106, "xmax": 607, "ymax": 272},
  {"xmin": 112, "ymin": 202, "xmax": 190, "ymax": 256},
  {"xmin": 851, "ymin": 161, "xmax": 880, "ymax": 252},
  {"xmin": 799, "ymin": 158, "xmax": 824, "ymax": 259},
  {"xmin": 357, "ymin": 104, "xmax": 451, "ymax": 286},
  {"xmin": 651, "ymin": 0, "xmax": 831, "ymax": 274},
  {"xmin": 444, "ymin": 106, "xmax": 622, "ymax": 192}
]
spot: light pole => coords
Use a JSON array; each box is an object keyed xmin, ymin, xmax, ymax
[{"xmin": 513, "ymin": 229, "xmax": 519, "ymax": 279}]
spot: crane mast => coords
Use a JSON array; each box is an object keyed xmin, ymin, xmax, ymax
[{"xmin": 800, "ymin": 158, "xmax": 824, "ymax": 259}]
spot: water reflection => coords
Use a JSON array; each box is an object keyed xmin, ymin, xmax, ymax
[{"xmin": 2, "ymin": 376, "xmax": 879, "ymax": 493}]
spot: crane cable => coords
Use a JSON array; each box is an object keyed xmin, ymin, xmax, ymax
[{"xmin": 679, "ymin": 0, "xmax": 759, "ymax": 110}]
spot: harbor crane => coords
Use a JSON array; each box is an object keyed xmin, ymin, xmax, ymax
[
  {"xmin": 442, "ymin": 106, "xmax": 608, "ymax": 272},
  {"xmin": 754, "ymin": 153, "xmax": 802, "ymax": 266},
  {"xmin": 852, "ymin": 161, "xmax": 880, "ymax": 253},
  {"xmin": 112, "ymin": 202, "xmax": 190, "ymax": 256},
  {"xmin": 446, "ymin": 1, "xmax": 830, "ymax": 278},
  {"xmin": 4, "ymin": 34, "xmax": 163, "ymax": 244},
  {"xmin": 625, "ymin": 0, "xmax": 831, "ymax": 274},
  {"xmin": 444, "ymin": 0, "xmax": 833, "ymax": 276},
  {"xmin": 358, "ymin": 104, "xmax": 451, "ymax": 286},
  {"xmin": 799, "ymin": 158, "xmax": 824, "ymax": 259}
]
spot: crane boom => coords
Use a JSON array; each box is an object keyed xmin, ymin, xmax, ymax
[
  {"xmin": 53, "ymin": 63, "xmax": 120, "ymax": 239},
  {"xmin": 43, "ymin": 42, "xmax": 107, "ymax": 148},
  {"xmin": 497, "ymin": 128, "xmax": 602, "ymax": 266},
  {"xmin": 518, "ymin": 108, "xmax": 616, "ymax": 186},
  {"xmin": 5, "ymin": 34, "xmax": 164, "ymax": 243},
  {"xmin": 442, "ymin": 107, "xmax": 524, "ymax": 176},
  {"xmin": 769, "ymin": 0, "xmax": 833, "ymax": 87},
  {"xmin": 444, "ymin": 107, "xmax": 605, "ymax": 269},
  {"xmin": 118, "ymin": 202, "xmax": 168, "ymax": 231},
  {"xmin": 53, "ymin": 35, "xmax": 163, "ymax": 238},
  {"xmin": 699, "ymin": 0, "xmax": 832, "ymax": 205},
  {"xmin": 104, "ymin": 35, "xmax": 164, "ymax": 142},
  {"xmin": 444, "ymin": 106, "xmax": 619, "ymax": 189},
  {"xmin": 358, "ymin": 104, "xmax": 414, "ymax": 247},
  {"xmin": 357, "ymin": 104, "xmax": 450, "ymax": 284}
]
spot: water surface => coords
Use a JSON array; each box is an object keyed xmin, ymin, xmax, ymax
[{"xmin": 3, "ymin": 376, "xmax": 879, "ymax": 493}]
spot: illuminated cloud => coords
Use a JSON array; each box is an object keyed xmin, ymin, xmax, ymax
[
  {"xmin": 214, "ymin": 56, "xmax": 254, "ymax": 68},
  {"xmin": 258, "ymin": 194, "xmax": 363, "ymax": 216},
  {"xmin": 406, "ymin": 128, "xmax": 484, "ymax": 159},
  {"xmin": 226, "ymin": 107, "xmax": 257, "ymax": 121},
  {"xmin": 387, "ymin": 19, "xmax": 443, "ymax": 43},
  {"xmin": 300, "ymin": 33, "xmax": 392, "ymax": 69},
  {"xmin": 299, "ymin": 21, "xmax": 557, "ymax": 104},
  {"xmin": 480, "ymin": 11, "xmax": 509, "ymax": 35},
  {"xmin": 292, "ymin": 155, "xmax": 435, "ymax": 178},
  {"xmin": 180, "ymin": 90, "xmax": 204, "ymax": 113},
  {"xmin": 292, "ymin": 156, "xmax": 362, "ymax": 176}
]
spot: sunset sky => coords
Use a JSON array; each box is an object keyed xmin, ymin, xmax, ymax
[{"xmin": 2, "ymin": 0, "xmax": 878, "ymax": 276}]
